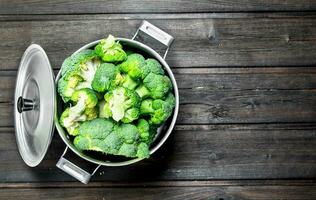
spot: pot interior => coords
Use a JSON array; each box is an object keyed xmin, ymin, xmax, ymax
[{"xmin": 56, "ymin": 39, "xmax": 178, "ymax": 165}]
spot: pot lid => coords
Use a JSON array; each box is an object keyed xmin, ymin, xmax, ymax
[{"xmin": 14, "ymin": 44, "xmax": 56, "ymax": 167}]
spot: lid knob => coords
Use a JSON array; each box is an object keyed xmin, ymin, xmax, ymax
[{"xmin": 17, "ymin": 96, "xmax": 35, "ymax": 113}]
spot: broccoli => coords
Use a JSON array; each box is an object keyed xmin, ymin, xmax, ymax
[
  {"xmin": 73, "ymin": 119, "xmax": 150, "ymax": 158},
  {"xmin": 118, "ymin": 143, "xmax": 137, "ymax": 157},
  {"xmin": 73, "ymin": 118, "xmax": 119, "ymax": 153},
  {"xmin": 165, "ymin": 92, "xmax": 176, "ymax": 105},
  {"xmin": 140, "ymin": 58, "xmax": 164, "ymax": 79},
  {"xmin": 71, "ymin": 88, "xmax": 98, "ymax": 110},
  {"xmin": 62, "ymin": 49, "xmax": 100, "ymax": 83},
  {"xmin": 119, "ymin": 53, "xmax": 145, "ymax": 80},
  {"xmin": 59, "ymin": 108, "xmax": 84, "ymax": 136},
  {"xmin": 101, "ymin": 87, "xmax": 140, "ymax": 122},
  {"xmin": 115, "ymin": 123, "xmax": 139, "ymax": 144},
  {"xmin": 98, "ymin": 100, "xmax": 106, "ymax": 118},
  {"xmin": 136, "ymin": 142, "xmax": 150, "ymax": 158},
  {"xmin": 136, "ymin": 119, "xmax": 157, "ymax": 144},
  {"xmin": 78, "ymin": 118, "xmax": 114, "ymax": 139},
  {"xmin": 84, "ymin": 107, "xmax": 98, "ymax": 120},
  {"xmin": 58, "ymin": 49, "xmax": 100, "ymax": 102},
  {"xmin": 121, "ymin": 108, "xmax": 140, "ymax": 123},
  {"xmin": 101, "ymin": 131, "xmax": 123, "ymax": 154},
  {"xmin": 59, "ymin": 88, "xmax": 99, "ymax": 135},
  {"xmin": 61, "ymin": 50, "xmax": 95, "ymax": 76},
  {"xmin": 92, "ymin": 63, "xmax": 122, "ymax": 92},
  {"xmin": 140, "ymin": 95, "xmax": 175, "ymax": 125},
  {"xmin": 57, "ymin": 74, "xmax": 83, "ymax": 102},
  {"xmin": 114, "ymin": 123, "xmax": 149, "ymax": 158},
  {"xmin": 135, "ymin": 73, "xmax": 172, "ymax": 99},
  {"xmin": 94, "ymin": 35, "xmax": 127, "ymax": 63}
]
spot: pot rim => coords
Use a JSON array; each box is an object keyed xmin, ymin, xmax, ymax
[{"xmin": 55, "ymin": 38, "xmax": 179, "ymax": 166}]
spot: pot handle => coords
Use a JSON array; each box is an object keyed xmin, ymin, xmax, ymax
[
  {"xmin": 132, "ymin": 20, "xmax": 174, "ymax": 59},
  {"xmin": 56, "ymin": 147, "xmax": 101, "ymax": 184}
]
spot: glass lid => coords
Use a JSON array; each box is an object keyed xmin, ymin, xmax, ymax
[{"xmin": 14, "ymin": 44, "xmax": 56, "ymax": 167}]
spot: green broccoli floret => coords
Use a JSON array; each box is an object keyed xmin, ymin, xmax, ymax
[
  {"xmin": 119, "ymin": 53, "xmax": 145, "ymax": 80},
  {"xmin": 73, "ymin": 136, "xmax": 94, "ymax": 151},
  {"xmin": 62, "ymin": 49, "xmax": 100, "ymax": 83},
  {"xmin": 121, "ymin": 108, "xmax": 140, "ymax": 123},
  {"xmin": 78, "ymin": 118, "xmax": 114, "ymax": 139},
  {"xmin": 58, "ymin": 49, "xmax": 100, "ymax": 102},
  {"xmin": 61, "ymin": 49, "xmax": 97, "ymax": 77},
  {"xmin": 115, "ymin": 124, "xmax": 149, "ymax": 158},
  {"xmin": 71, "ymin": 88, "xmax": 98, "ymax": 110},
  {"xmin": 73, "ymin": 119, "xmax": 150, "ymax": 158},
  {"xmin": 136, "ymin": 119, "xmax": 158, "ymax": 145},
  {"xmin": 135, "ymin": 73, "xmax": 172, "ymax": 99},
  {"xmin": 136, "ymin": 142, "xmax": 150, "ymax": 158},
  {"xmin": 137, "ymin": 119, "xmax": 150, "ymax": 141},
  {"xmin": 57, "ymin": 74, "xmax": 83, "ymax": 102},
  {"xmin": 94, "ymin": 35, "xmax": 127, "ymax": 63},
  {"xmin": 59, "ymin": 108, "xmax": 86, "ymax": 136},
  {"xmin": 115, "ymin": 123, "xmax": 139, "ymax": 144},
  {"xmin": 118, "ymin": 143, "xmax": 137, "ymax": 157},
  {"xmin": 136, "ymin": 119, "xmax": 150, "ymax": 142},
  {"xmin": 73, "ymin": 118, "xmax": 117, "ymax": 152},
  {"xmin": 140, "ymin": 97, "xmax": 175, "ymax": 125},
  {"xmin": 59, "ymin": 88, "xmax": 99, "ymax": 136},
  {"xmin": 84, "ymin": 107, "xmax": 98, "ymax": 120},
  {"xmin": 101, "ymin": 87, "xmax": 140, "ymax": 122},
  {"xmin": 60, "ymin": 56, "xmax": 74, "ymax": 77},
  {"xmin": 100, "ymin": 131, "xmax": 123, "ymax": 154},
  {"xmin": 164, "ymin": 92, "xmax": 176, "ymax": 107},
  {"xmin": 140, "ymin": 58, "xmax": 164, "ymax": 79},
  {"xmin": 92, "ymin": 63, "xmax": 122, "ymax": 92}
]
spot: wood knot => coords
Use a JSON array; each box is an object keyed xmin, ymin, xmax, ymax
[
  {"xmin": 208, "ymin": 104, "xmax": 229, "ymax": 119},
  {"xmin": 208, "ymin": 152, "xmax": 218, "ymax": 160},
  {"xmin": 207, "ymin": 25, "xmax": 219, "ymax": 44}
]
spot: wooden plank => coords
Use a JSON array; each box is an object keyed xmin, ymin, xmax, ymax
[
  {"xmin": 3, "ymin": 67, "xmax": 316, "ymax": 126},
  {"xmin": 1, "ymin": 124, "xmax": 316, "ymax": 182},
  {"xmin": 1, "ymin": 180, "xmax": 316, "ymax": 188},
  {"xmin": 0, "ymin": 184, "xmax": 316, "ymax": 199},
  {"xmin": 0, "ymin": 0, "xmax": 316, "ymax": 14},
  {"xmin": 1, "ymin": 13, "xmax": 316, "ymax": 69}
]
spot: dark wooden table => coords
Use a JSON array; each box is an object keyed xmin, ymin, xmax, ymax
[{"xmin": 1, "ymin": 1, "xmax": 316, "ymax": 199}]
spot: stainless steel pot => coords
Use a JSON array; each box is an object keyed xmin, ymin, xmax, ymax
[{"xmin": 14, "ymin": 21, "xmax": 179, "ymax": 184}]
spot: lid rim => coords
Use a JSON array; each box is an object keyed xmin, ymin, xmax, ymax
[{"xmin": 14, "ymin": 44, "xmax": 56, "ymax": 167}]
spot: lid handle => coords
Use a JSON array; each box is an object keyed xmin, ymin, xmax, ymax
[{"xmin": 17, "ymin": 96, "xmax": 35, "ymax": 113}]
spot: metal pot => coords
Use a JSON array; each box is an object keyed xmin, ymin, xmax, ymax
[{"xmin": 14, "ymin": 21, "xmax": 179, "ymax": 184}]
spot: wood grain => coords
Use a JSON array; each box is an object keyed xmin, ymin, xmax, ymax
[
  {"xmin": 1, "ymin": 13, "xmax": 316, "ymax": 69},
  {"xmin": 3, "ymin": 67, "xmax": 316, "ymax": 126},
  {"xmin": 1, "ymin": 185, "xmax": 316, "ymax": 200},
  {"xmin": 1, "ymin": 180, "xmax": 316, "ymax": 188},
  {"xmin": 1, "ymin": 123, "xmax": 316, "ymax": 182},
  {"xmin": 0, "ymin": 0, "xmax": 316, "ymax": 14}
]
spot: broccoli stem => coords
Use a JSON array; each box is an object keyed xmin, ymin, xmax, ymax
[
  {"xmin": 140, "ymin": 100, "xmax": 155, "ymax": 114},
  {"xmin": 80, "ymin": 58, "xmax": 100, "ymax": 83},
  {"xmin": 63, "ymin": 98, "xmax": 86, "ymax": 127},
  {"xmin": 135, "ymin": 85, "xmax": 150, "ymax": 99},
  {"xmin": 122, "ymin": 75, "xmax": 138, "ymax": 90}
]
